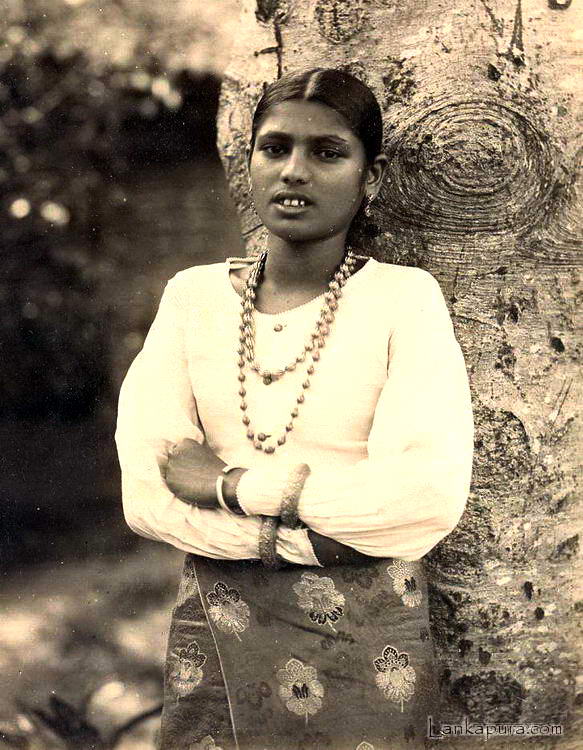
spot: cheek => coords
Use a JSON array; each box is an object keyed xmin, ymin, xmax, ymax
[
  {"xmin": 248, "ymin": 158, "xmax": 262, "ymax": 183},
  {"xmin": 329, "ymin": 174, "xmax": 365, "ymax": 209},
  {"xmin": 249, "ymin": 167, "xmax": 273, "ymax": 196}
]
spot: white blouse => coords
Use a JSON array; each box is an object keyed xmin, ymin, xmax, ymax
[{"xmin": 115, "ymin": 257, "xmax": 474, "ymax": 564}]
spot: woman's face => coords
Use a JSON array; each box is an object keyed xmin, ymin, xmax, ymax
[{"xmin": 249, "ymin": 99, "xmax": 371, "ymax": 244}]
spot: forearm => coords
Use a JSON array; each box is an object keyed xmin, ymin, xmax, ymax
[
  {"xmin": 121, "ymin": 468, "xmax": 325, "ymax": 567},
  {"xmin": 123, "ymin": 446, "xmax": 377, "ymax": 568},
  {"xmin": 118, "ymin": 436, "xmax": 322, "ymax": 565},
  {"xmin": 301, "ymin": 449, "xmax": 470, "ymax": 559},
  {"xmin": 163, "ymin": 437, "xmax": 470, "ymax": 563},
  {"xmin": 159, "ymin": 450, "xmax": 367, "ymax": 567},
  {"xmin": 235, "ymin": 447, "xmax": 472, "ymax": 561},
  {"xmin": 162, "ymin": 439, "xmax": 250, "ymax": 516}
]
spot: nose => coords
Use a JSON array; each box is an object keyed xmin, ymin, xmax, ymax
[{"xmin": 280, "ymin": 148, "xmax": 310, "ymax": 184}]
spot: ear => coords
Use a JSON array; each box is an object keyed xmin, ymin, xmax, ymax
[{"xmin": 365, "ymin": 153, "xmax": 388, "ymax": 200}]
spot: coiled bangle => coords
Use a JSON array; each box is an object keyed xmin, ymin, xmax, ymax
[
  {"xmin": 280, "ymin": 463, "xmax": 311, "ymax": 529},
  {"xmin": 258, "ymin": 516, "xmax": 284, "ymax": 569}
]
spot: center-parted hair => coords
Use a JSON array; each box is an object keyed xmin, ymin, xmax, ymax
[{"xmin": 249, "ymin": 68, "xmax": 384, "ymax": 165}]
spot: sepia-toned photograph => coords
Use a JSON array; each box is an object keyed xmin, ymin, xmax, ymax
[{"xmin": 0, "ymin": 1, "xmax": 581, "ymax": 749}]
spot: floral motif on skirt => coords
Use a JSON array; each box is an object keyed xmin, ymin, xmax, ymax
[
  {"xmin": 276, "ymin": 657, "xmax": 325, "ymax": 724},
  {"xmin": 160, "ymin": 555, "xmax": 439, "ymax": 750},
  {"xmin": 373, "ymin": 645, "xmax": 416, "ymax": 711},
  {"xmin": 168, "ymin": 641, "xmax": 207, "ymax": 699},
  {"xmin": 292, "ymin": 572, "xmax": 345, "ymax": 630},
  {"xmin": 206, "ymin": 581, "xmax": 250, "ymax": 641}
]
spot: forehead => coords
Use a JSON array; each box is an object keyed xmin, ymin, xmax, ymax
[{"xmin": 255, "ymin": 99, "xmax": 356, "ymax": 140}]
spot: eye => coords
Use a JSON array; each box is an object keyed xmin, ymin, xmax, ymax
[
  {"xmin": 259, "ymin": 143, "xmax": 286, "ymax": 156},
  {"xmin": 316, "ymin": 148, "xmax": 342, "ymax": 161}
]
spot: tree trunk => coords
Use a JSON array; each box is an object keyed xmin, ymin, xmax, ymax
[{"xmin": 217, "ymin": 0, "xmax": 582, "ymax": 745}]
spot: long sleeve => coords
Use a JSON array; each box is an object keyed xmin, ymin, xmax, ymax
[
  {"xmin": 236, "ymin": 270, "xmax": 474, "ymax": 561},
  {"xmin": 115, "ymin": 275, "xmax": 319, "ymax": 565}
]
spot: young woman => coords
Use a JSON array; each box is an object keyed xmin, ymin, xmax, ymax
[{"xmin": 116, "ymin": 68, "xmax": 474, "ymax": 750}]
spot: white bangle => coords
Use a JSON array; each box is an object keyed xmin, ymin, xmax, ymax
[
  {"xmin": 215, "ymin": 474, "xmax": 230, "ymax": 513},
  {"xmin": 216, "ymin": 465, "xmax": 248, "ymax": 516}
]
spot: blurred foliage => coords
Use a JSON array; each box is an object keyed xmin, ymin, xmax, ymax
[
  {"xmin": 0, "ymin": 545, "xmax": 183, "ymax": 748},
  {"xmin": 6, "ymin": 694, "xmax": 161, "ymax": 749},
  {"xmin": 0, "ymin": 1, "xmax": 223, "ymax": 419},
  {"xmin": 0, "ymin": 0, "xmax": 238, "ymax": 74}
]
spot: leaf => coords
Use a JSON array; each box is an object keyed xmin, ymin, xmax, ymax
[{"xmin": 17, "ymin": 696, "xmax": 104, "ymax": 749}]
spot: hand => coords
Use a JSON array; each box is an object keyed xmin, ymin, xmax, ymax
[{"xmin": 164, "ymin": 438, "xmax": 226, "ymax": 507}]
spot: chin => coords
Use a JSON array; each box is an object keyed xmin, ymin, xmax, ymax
[
  {"xmin": 286, "ymin": 232, "xmax": 331, "ymax": 244},
  {"xmin": 267, "ymin": 223, "xmax": 340, "ymax": 244}
]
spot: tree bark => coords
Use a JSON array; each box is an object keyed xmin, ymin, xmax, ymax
[{"xmin": 217, "ymin": 0, "xmax": 582, "ymax": 745}]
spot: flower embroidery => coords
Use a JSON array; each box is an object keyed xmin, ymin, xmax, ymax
[
  {"xmin": 277, "ymin": 658, "xmax": 324, "ymax": 724},
  {"xmin": 169, "ymin": 641, "xmax": 207, "ymax": 697},
  {"xmin": 206, "ymin": 581, "xmax": 250, "ymax": 641},
  {"xmin": 293, "ymin": 572, "xmax": 345, "ymax": 631},
  {"xmin": 374, "ymin": 645, "xmax": 416, "ymax": 712},
  {"xmin": 189, "ymin": 736, "xmax": 223, "ymax": 750},
  {"xmin": 387, "ymin": 560, "xmax": 422, "ymax": 607}
]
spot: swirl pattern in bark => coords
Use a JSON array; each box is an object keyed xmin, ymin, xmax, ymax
[{"xmin": 384, "ymin": 96, "xmax": 556, "ymax": 237}]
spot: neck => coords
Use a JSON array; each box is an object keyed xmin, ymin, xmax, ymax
[{"xmin": 263, "ymin": 233, "xmax": 351, "ymax": 291}]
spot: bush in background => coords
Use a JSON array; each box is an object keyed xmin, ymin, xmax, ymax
[{"xmin": 0, "ymin": 3, "xmax": 221, "ymax": 419}]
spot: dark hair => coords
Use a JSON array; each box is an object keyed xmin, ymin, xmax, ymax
[{"xmin": 249, "ymin": 68, "xmax": 383, "ymax": 165}]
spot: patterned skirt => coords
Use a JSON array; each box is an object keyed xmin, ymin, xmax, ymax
[{"xmin": 159, "ymin": 554, "xmax": 440, "ymax": 750}]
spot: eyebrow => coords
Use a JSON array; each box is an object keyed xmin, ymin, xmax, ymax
[{"xmin": 257, "ymin": 130, "xmax": 351, "ymax": 146}]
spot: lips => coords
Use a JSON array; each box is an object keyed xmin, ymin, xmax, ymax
[{"xmin": 272, "ymin": 191, "xmax": 313, "ymax": 208}]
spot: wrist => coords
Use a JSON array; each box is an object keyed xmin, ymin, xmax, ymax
[
  {"xmin": 222, "ymin": 468, "xmax": 247, "ymax": 505},
  {"xmin": 235, "ymin": 467, "xmax": 282, "ymax": 516},
  {"xmin": 235, "ymin": 463, "xmax": 310, "ymax": 519},
  {"xmin": 218, "ymin": 466, "xmax": 250, "ymax": 516}
]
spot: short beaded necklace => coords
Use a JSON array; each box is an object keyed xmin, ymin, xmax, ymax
[{"xmin": 237, "ymin": 248, "xmax": 357, "ymax": 454}]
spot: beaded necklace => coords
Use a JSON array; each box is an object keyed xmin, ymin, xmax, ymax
[{"xmin": 237, "ymin": 248, "xmax": 357, "ymax": 454}]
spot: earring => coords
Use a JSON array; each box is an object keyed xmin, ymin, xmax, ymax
[{"xmin": 364, "ymin": 195, "xmax": 375, "ymax": 217}]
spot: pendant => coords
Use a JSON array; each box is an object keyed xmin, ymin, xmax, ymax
[{"xmin": 263, "ymin": 373, "xmax": 273, "ymax": 385}]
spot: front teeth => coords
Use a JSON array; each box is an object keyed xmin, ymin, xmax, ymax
[{"xmin": 281, "ymin": 198, "xmax": 306, "ymax": 207}]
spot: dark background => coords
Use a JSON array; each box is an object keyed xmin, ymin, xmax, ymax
[{"xmin": 0, "ymin": 4, "xmax": 241, "ymax": 746}]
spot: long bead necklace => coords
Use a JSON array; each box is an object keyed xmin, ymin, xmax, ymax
[{"xmin": 237, "ymin": 249, "xmax": 357, "ymax": 454}]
